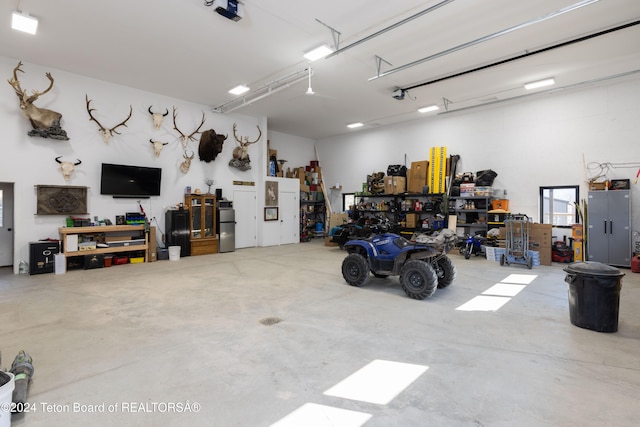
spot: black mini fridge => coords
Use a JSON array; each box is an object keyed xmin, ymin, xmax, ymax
[
  {"xmin": 29, "ymin": 241, "xmax": 60, "ymax": 274},
  {"xmin": 165, "ymin": 209, "xmax": 190, "ymax": 257}
]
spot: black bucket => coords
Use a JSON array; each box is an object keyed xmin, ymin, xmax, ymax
[{"xmin": 564, "ymin": 261, "xmax": 624, "ymax": 332}]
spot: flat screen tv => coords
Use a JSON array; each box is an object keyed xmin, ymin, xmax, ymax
[{"xmin": 100, "ymin": 163, "xmax": 162, "ymax": 198}]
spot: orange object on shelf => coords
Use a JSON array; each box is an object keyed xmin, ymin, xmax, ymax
[{"xmin": 492, "ymin": 199, "xmax": 509, "ymax": 210}]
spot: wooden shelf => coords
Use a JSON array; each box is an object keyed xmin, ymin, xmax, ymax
[{"xmin": 59, "ymin": 225, "xmax": 149, "ymax": 261}]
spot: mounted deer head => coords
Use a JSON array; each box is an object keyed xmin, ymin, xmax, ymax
[
  {"xmin": 172, "ymin": 107, "xmax": 205, "ymax": 148},
  {"xmin": 149, "ymin": 139, "xmax": 169, "ymax": 157},
  {"xmin": 148, "ymin": 106, "xmax": 169, "ymax": 129},
  {"xmin": 55, "ymin": 156, "xmax": 81, "ymax": 181},
  {"xmin": 85, "ymin": 95, "xmax": 132, "ymax": 143},
  {"xmin": 7, "ymin": 61, "xmax": 69, "ymax": 140},
  {"xmin": 180, "ymin": 150, "xmax": 195, "ymax": 174},
  {"xmin": 232, "ymin": 123, "xmax": 262, "ymax": 161}
]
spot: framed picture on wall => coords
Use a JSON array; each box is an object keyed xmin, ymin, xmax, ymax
[
  {"xmin": 264, "ymin": 207, "xmax": 278, "ymax": 221},
  {"xmin": 265, "ymin": 181, "xmax": 278, "ymax": 206}
]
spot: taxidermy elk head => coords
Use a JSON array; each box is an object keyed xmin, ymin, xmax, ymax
[
  {"xmin": 172, "ymin": 107, "xmax": 205, "ymax": 148},
  {"xmin": 198, "ymin": 129, "xmax": 227, "ymax": 163},
  {"xmin": 180, "ymin": 151, "xmax": 195, "ymax": 174},
  {"xmin": 55, "ymin": 156, "xmax": 81, "ymax": 181},
  {"xmin": 148, "ymin": 106, "xmax": 169, "ymax": 129},
  {"xmin": 149, "ymin": 139, "xmax": 169, "ymax": 157},
  {"xmin": 232, "ymin": 123, "xmax": 262, "ymax": 161},
  {"xmin": 7, "ymin": 61, "xmax": 69, "ymax": 140},
  {"xmin": 85, "ymin": 95, "xmax": 133, "ymax": 143}
]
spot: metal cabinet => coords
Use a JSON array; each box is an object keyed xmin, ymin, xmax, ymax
[{"xmin": 587, "ymin": 190, "xmax": 631, "ymax": 266}]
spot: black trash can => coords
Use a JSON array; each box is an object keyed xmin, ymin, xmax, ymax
[{"xmin": 564, "ymin": 261, "xmax": 624, "ymax": 332}]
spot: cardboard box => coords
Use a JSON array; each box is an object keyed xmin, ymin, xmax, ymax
[
  {"xmin": 406, "ymin": 213, "xmax": 418, "ymax": 228},
  {"xmin": 460, "ymin": 183, "xmax": 475, "ymax": 197},
  {"xmin": 329, "ymin": 213, "xmax": 349, "ymax": 229},
  {"xmin": 324, "ymin": 236, "xmax": 339, "ymax": 247},
  {"xmin": 408, "ymin": 161, "xmax": 428, "ymax": 193},
  {"xmin": 530, "ymin": 223, "xmax": 552, "ymax": 248},
  {"xmin": 393, "ymin": 176, "xmax": 406, "ymax": 194},
  {"xmin": 538, "ymin": 247, "xmax": 552, "ymax": 266}
]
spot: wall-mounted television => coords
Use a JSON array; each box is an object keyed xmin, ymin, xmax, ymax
[{"xmin": 100, "ymin": 163, "xmax": 162, "ymax": 198}]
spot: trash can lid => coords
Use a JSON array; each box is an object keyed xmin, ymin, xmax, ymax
[{"xmin": 564, "ymin": 261, "xmax": 623, "ymax": 276}]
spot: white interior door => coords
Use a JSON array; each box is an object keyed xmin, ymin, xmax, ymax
[
  {"xmin": 233, "ymin": 189, "xmax": 257, "ymax": 249},
  {"xmin": 279, "ymin": 191, "xmax": 298, "ymax": 245},
  {"xmin": 0, "ymin": 183, "xmax": 15, "ymax": 267}
]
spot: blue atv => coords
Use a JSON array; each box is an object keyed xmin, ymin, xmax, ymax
[{"xmin": 341, "ymin": 228, "xmax": 458, "ymax": 300}]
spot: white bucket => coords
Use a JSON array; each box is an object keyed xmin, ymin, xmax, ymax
[
  {"xmin": 0, "ymin": 371, "xmax": 14, "ymax": 427},
  {"xmin": 168, "ymin": 246, "xmax": 181, "ymax": 261}
]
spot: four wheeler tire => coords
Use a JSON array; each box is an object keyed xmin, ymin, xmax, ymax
[
  {"xmin": 399, "ymin": 260, "xmax": 438, "ymax": 300},
  {"xmin": 342, "ymin": 253, "xmax": 370, "ymax": 287},
  {"xmin": 434, "ymin": 256, "xmax": 457, "ymax": 288}
]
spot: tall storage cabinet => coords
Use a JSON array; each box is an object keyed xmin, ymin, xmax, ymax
[
  {"xmin": 587, "ymin": 190, "xmax": 631, "ymax": 266},
  {"xmin": 185, "ymin": 193, "xmax": 218, "ymax": 255}
]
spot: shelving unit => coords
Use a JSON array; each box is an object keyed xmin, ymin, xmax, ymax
[
  {"xmin": 352, "ymin": 193, "xmax": 446, "ymax": 235},
  {"xmin": 59, "ymin": 225, "xmax": 149, "ymax": 261},
  {"xmin": 185, "ymin": 193, "xmax": 218, "ymax": 255},
  {"xmin": 448, "ymin": 196, "xmax": 491, "ymax": 236},
  {"xmin": 300, "ymin": 190, "xmax": 326, "ymax": 241}
]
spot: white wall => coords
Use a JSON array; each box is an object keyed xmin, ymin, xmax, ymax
[
  {"xmin": 0, "ymin": 56, "xmax": 311, "ymax": 273},
  {"xmin": 316, "ymin": 76, "xmax": 640, "ymax": 244},
  {"xmin": 267, "ymin": 130, "xmax": 316, "ymax": 174}
]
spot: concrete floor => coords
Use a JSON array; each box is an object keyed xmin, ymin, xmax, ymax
[{"xmin": 1, "ymin": 240, "xmax": 639, "ymax": 427}]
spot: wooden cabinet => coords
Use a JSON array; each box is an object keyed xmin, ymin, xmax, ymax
[{"xmin": 185, "ymin": 193, "xmax": 218, "ymax": 255}]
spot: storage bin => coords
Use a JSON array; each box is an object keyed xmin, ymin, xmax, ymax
[{"xmin": 492, "ymin": 199, "xmax": 509, "ymax": 210}]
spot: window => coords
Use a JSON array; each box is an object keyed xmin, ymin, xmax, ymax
[{"xmin": 539, "ymin": 186, "xmax": 579, "ymax": 227}]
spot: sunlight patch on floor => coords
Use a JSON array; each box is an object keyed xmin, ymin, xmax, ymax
[
  {"xmin": 324, "ymin": 359, "xmax": 429, "ymax": 405},
  {"xmin": 456, "ymin": 295, "xmax": 511, "ymax": 311},
  {"xmin": 269, "ymin": 403, "xmax": 371, "ymax": 427},
  {"xmin": 483, "ymin": 283, "xmax": 527, "ymax": 297}
]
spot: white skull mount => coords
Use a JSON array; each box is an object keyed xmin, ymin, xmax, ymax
[{"xmin": 55, "ymin": 156, "xmax": 81, "ymax": 181}]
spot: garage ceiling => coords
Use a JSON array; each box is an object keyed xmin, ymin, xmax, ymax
[{"xmin": 1, "ymin": 0, "xmax": 639, "ymax": 140}]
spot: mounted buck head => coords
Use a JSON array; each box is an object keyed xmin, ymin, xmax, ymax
[
  {"xmin": 232, "ymin": 123, "xmax": 262, "ymax": 161},
  {"xmin": 172, "ymin": 107, "xmax": 205, "ymax": 148},
  {"xmin": 180, "ymin": 150, "xmax": 195, "ymax": 174},
  {"xmin": 148, "ymin": 106, "xmax": 169, "ymax": 129},
  {"xmin": 198, "ymin": 129, "xmax": 227, "ymax": 163},
  {"xmin": 149, "ymin": 139, "xmax": 169, "ymax": 157},
  {"xmin": 85, "ymin": 95, "xmax": 132, "ymax": 143},
  {"xmin": 7, "ymin": 61, "xmax": 69, "ymax": 140},
  {"xmin": 55, "ymin": 156, "xmax": 81, "ymax": 181}
]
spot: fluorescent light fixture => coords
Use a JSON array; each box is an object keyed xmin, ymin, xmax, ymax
[
  {"xmin": 524, "ymin": 78, "xmax": 555, "ymax": 90},
  {"xmin": 229, "ymin": 84, "xmax": 250, "ymax": 95},
  {"xmin": 418, "ymin": 105, "xmax": 439, "ymax": 113},
  {"xmin": 12, "ymin": 11, "xmax": 38, "ymax": 34},
  {"xmin": 347, "ymin": 122, "xmax": 363, "ymax": 129},
  {"xmin": 303, "ymin": 44, "xmax": 333, "ymax": 61}
]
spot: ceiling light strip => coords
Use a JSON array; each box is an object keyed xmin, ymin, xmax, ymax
[
  {"xmin": 212, "ymin": 68, "xmax": 309, "ymax": 113},
  {"xmin": 437, "ymin": 68, "xmax": 640, "ymax": 116},
  {"xmin": 325, "ymin": 0, "xmax": 455, "ymax": 59},
  {"xmin": 400, "ymin": 19, "xmax": 640, "ymax": 93},
  {"xmin": 369, "ymin": 0, "xmax": 600, "ymax": 81}
]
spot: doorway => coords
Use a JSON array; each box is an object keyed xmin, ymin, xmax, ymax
[{"xmin": 0, "ymin": 182, "xmax": 15, "ymax": 267}]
